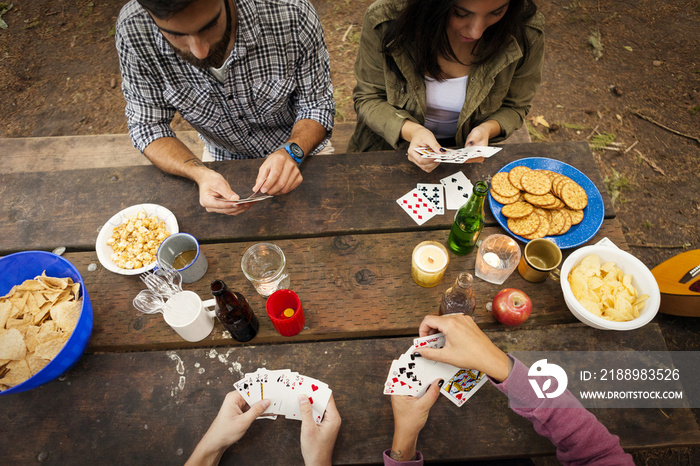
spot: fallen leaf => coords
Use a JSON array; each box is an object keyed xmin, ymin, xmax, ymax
[
  {"xmin": 529, "ymin": 115, "xmax": 550, "ymax": 128},
  {"xmin": 624, "ymin": 46, "xmax": 634, "ymax": 52}
]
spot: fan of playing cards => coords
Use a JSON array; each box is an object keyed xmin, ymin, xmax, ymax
[
  {"xmin": 383, "ymin": 333, "xmax": 488, "ymax": 407},
  {"xmin": 235, "ymin": 368, "xmax": 332, "ymax": 423},
  {"xmin": 416, "ymin": 145, "xmax": 501, "ymax": 164}
]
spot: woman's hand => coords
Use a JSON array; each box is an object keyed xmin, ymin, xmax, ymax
[{"xmin": 401, "ymin": 121, "xmax": 443, "ymax": 173}]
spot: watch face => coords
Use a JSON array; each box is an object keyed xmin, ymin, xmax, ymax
[{"xmin": 289, "ymin": 143, "xmax": 303, "ymax": 158}]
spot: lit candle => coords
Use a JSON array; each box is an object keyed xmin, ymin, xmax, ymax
[
  {"xmin": 411, "ymin": 241, "xmax": 449, "ymax": 288},
  {"xmin": 482, "ymin": 252, "xmax": 502, "ymax": 269}
]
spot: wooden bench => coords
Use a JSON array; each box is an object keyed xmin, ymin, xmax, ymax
[{"xmin": 0, "ymin": 122, "xmax": 530, "ymax": 175}]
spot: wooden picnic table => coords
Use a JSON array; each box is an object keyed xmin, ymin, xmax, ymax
[{"xmin": 1, "ymin": 141, "xmax": 699, "ymax": 464}]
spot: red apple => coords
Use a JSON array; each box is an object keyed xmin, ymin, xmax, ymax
[{"xmin": 491, "ymin": 288, "xmax": 532, "ymax": 326}]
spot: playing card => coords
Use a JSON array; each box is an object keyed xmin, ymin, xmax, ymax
[
  {"xmin": 440, "ymin": 171, "xmax": 473, "ymax": 210},
  {"xmin": 288, "ymin": 374, "xmax": 332, "ymax": 424},
  {"xmin": 410, "ymin": 333, "xmax": 446, "ymax": 352},
  {"xmin": 213, "ymin": 191, "xmax": 273, "ymax": 205},
  {"xmin": 396, "ymin": 188, "xmax": 438, "ymax": 225},
  {"xmin": 383, "ymin": 356, "xmax": 424, "ymax": 396},
  {"xmin": 416, "ymin": 183, "xmax": 445, "ymax": 215},
  {"xmin": 441, "ymin": 369, "xmax": 488, "ymax": 407},
  {"xmin": 458, "ymin": 145, "xmax": 502, "ymax": 160},
  {"xmin": 415, "ymin": 147, "xmax": 457, "ymax": 159}
]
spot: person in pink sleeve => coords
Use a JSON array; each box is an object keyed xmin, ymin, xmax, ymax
[{"xmin": 384, "ymin": 314, "xmax": 634, "ymax": 465}]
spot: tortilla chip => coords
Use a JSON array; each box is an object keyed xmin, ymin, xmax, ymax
[
  {"xmin": 24, "ymin": 326, "xmax": 40, "ymax": 352},
  {"xmin": 0, "ymin": 328, "xmax": 27, "ymax": 360},
  {"xmin": 0, "ymin": 300, "xmax": 11, "ymax": 328},
  {"xmin": 51, "ymin": 300, "xmax": 82, "ymax": 332},
  {"xmin": 37, "ymin": 274, "xmax": 69, "ymax": 290},
  {"xmin": 0, "ymin": 359, "xmax": 32, "ymax": 387},
  {"xmin": 26, "ymin": 354, "xmax": 50, "ymax": 376},
  {"xmin": 17, "ymin": 279, "xmax": 45, "ymax": 291},
  {"xmin": 34, "ymin": 334, "xmax": 69, "ymax": 360}
]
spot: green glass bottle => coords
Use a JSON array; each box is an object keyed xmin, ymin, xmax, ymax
[{"xmin": 447, "ymin": 181, "xmax": 489, "ymax": 255}]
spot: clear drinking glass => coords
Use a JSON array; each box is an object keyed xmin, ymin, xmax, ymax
[
  {"xmin": 241, "ymin": 243, "xmax": 291, "ymax": 297},
  {"xmin": 474, "ymin": 234, "xmax": 521, "ymax": 285}
]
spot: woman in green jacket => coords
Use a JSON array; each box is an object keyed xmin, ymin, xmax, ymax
[{"xmin": 348, "ymin": 0, "xmax": 544, "ymax": 172}]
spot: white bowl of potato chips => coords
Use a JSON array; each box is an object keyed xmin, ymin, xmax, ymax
[
  {"xmin": 561, "ymin": 245, "xmax": 660, "ymax": 330},
  {"xmin": 96, "ymin": 204, "xmax": 178, "ymax": 275}
]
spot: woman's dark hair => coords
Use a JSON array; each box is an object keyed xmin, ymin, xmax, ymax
[
  {"xmin": 381, "ymin": 0, "xmax": 538, "ymax": 81},
  {"xmin": 136, "ymin": 0, "xmax": 199, "ymax": 19}
]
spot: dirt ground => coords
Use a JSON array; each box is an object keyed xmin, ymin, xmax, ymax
[{"xmin": 1, "ymin": 0, "xmax": 699, "ymax": 462}]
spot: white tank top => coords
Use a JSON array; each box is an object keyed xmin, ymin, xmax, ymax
[{"xmin": 424, "ymin": 75, "xmax": 468, "ymax": 139}]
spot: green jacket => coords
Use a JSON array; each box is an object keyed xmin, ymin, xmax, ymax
[{"xmin": 347, "ymin": 0, "xmax": 545, "ymax": 152}]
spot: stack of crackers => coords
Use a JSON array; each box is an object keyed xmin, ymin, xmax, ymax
[{"xmin": 491, "ymin": 166, "xmax": 588, "ymax": 240}]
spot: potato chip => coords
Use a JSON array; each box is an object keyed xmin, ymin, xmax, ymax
[{"xmin": 568, "ymin": 254, "xmax": 646, "ymax": 322}]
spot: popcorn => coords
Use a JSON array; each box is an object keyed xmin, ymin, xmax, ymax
[{"xmin": 107, "ymin": 213, "xmax": 170, "ymax": 269}]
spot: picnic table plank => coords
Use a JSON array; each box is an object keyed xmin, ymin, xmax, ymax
[
  {"xmin": 0, "ymin": 142, "xmax": 613, "ymax": 253},
  {"xmin": 1, "ymin": 324, "xmax": 697, "ymax": 465},
  {"xmin": 63, "ymin": 222, "xmax": 626, "ymax": 352}
]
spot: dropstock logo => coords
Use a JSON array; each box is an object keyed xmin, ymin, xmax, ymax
[{"xmin": 528, "ymin": 359, "xmax": 568, "ymax": 399}]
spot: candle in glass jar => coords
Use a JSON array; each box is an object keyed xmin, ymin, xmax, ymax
[
  {"xmin": 411, "ymin": 241, "xmax": 449, "ymax": 288},
  {"xmin": 482, "ymin": 252, "xmax": 502, "ymax": 269}
]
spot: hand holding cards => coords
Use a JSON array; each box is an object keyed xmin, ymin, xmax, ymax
[
  {"xmin": 383, "ymin": 333, "xmax": 487, "ymax": 407},
  {"xmin": 234, "ymin": 368, "xmax": 332, "ymax": 423}
]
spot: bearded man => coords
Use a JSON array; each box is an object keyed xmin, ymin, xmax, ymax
[{"xmin": 115, "ymin": 0, "xmax": 334, "ymax": 215}]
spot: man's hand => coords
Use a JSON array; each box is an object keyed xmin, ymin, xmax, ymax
[
  {"xmin": 197, "ymin": 168, "xmax": 254, "ymax": 216},
  {"xmin": 253, "ymin": 150, "xmax": 303, "ymax": 195},
  {"xmin": 389, "ymin": 380, "xmax": 441, "ymax": 462},
  {"xmin": 185, "ymin": 392, "xmax": 270, "ymax": 466},
  {"xmin": 417, "ymin": 314, "xmax": 511, "ymax": 383},
  {"xmin": 299, "ymin": 394, "xmax": 341, "ymax": 466},
  {"xmin": 401, "ymin": 121, "xmax": 442, "ymax": 173}
]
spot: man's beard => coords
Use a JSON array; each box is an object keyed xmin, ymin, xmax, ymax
[{"xmin": 172, "ymin": 0, "xmax": 232, "ymax": 69}]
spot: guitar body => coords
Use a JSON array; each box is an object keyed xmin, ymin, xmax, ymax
[{"xmin": 651, "ymin": 249, "xmax": 700, "ymax": 317}]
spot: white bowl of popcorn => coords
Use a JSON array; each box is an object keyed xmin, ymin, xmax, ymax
[
  {"xmin": 561, "ymin": 244, "xmax": 660, "ymax": 330},
  {"xmin": 95, "ymin": 204, "xmax": 178, "ymax": 275}
]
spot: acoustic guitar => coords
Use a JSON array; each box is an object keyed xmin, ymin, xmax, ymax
[{"xmin": 651, "ymin": 249, "xmax": 700, "ymax": 317}]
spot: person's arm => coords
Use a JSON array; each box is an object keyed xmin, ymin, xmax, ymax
[
  {"xmin": 382, "ymin": 380, "xmax": 441, "ymax": 465},
  {"xmin": 492, "ymin": 358, "xmax": 634, "ymax": 466},
  {"xmin": 299, "ymin": 394, "xmax": 342, "ymax": 466},
  {"xmin": 253, "ymin": 119, "xmax": 327, "ymax": 195},
  {"xmin": 115, "ymin": 19, "xmax": 250, "ymax": 216},
  {"xmin": 352, "ymin": 8, "xmax": 418, "ymax": 150},
  {"xmin": 484, "ymin": 16, "xmax": 545, "ymax": 142},
  {"xmin": 143, "ymin": 137, "xmax": 253, "ymax": 216},
  {"xmin": 416, "ymin": 314, "xmax": 633, "ymax": 466},
  {"xmin": 185, "ymin": 392, "xmax": 270, "ymax": 466}
]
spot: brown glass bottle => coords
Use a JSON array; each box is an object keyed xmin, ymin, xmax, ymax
[
  {"xmin": 210, "ymin": 280, "xmax": 259, "ymax": 342},
  {"xmin": 439, "ymin": 272, "xmax": 476, "ymax": 316}
]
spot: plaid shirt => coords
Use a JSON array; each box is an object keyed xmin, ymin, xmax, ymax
[{"xmin": 115, "ymin": 0, "xmax": 334, "ymax": 161}]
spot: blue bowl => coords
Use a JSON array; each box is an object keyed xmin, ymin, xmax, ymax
[{"xmin": 0, "ymin": 251, "xmax": 93, "ymax": 395}]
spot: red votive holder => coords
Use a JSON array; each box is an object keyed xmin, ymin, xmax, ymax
[{"xmin": 266, "ymin": 289, "xmax": 305, "ymax": 337}]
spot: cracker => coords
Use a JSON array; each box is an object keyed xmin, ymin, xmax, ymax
[
  {"xmin": 491, "ymin": 172, "xmax": 520, "ymax": 197},
  {"xmin": 507, "ymin": 213, "xmax": 540, "ymax": 236},
  {"xmin": 490, "ymin": 188, "xmax": 521, "ymax": 205},
  {"xmin": 565, "ymin": 208, "xmax": 584, "ymax": 225},
  {"xmin": 558, "ymin": 209, "xmax": 573, "ymax": 235},
  {"xmin": 523, "ymin": 192, "xmax": 557, "ymax": 207},
  {"xmin": 520, "ymin": 170, "xmax": 552, "ymax": 195},
  {"xmin": 501, "ymin": 201, "xmax": 534, "ymax": 219},
  {"xmin": 547, "ymin": 209, "xmax": 566, "ymax": 236},
  {"xmin": 561, "ymin": 182, "xmax": 589, "ymax": 210},
  {"xmin": 523, "ymin": 210, "xmax": 550, "ymax": 239},
  {"xmin": 507, "ymin": 166, "xmax": 531, "ymax": 190}
]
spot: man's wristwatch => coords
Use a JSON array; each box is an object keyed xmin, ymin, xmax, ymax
[{"xmin": 276, "ymin": 142, "xmax": 305, "ymax": 165}]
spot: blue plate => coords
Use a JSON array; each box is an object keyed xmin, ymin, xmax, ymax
[{"xmin": 488, "ymin": 157, "xmax": 604, "ymax": 249}]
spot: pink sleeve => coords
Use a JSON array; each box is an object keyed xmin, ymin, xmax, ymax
[
  {"xmin": 383, "ymin": 450, "xmax": 424, "ymax": 466},
  {"xmin": 492, "ymin": 356, "xmax": 634, "ymax": 466}
]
